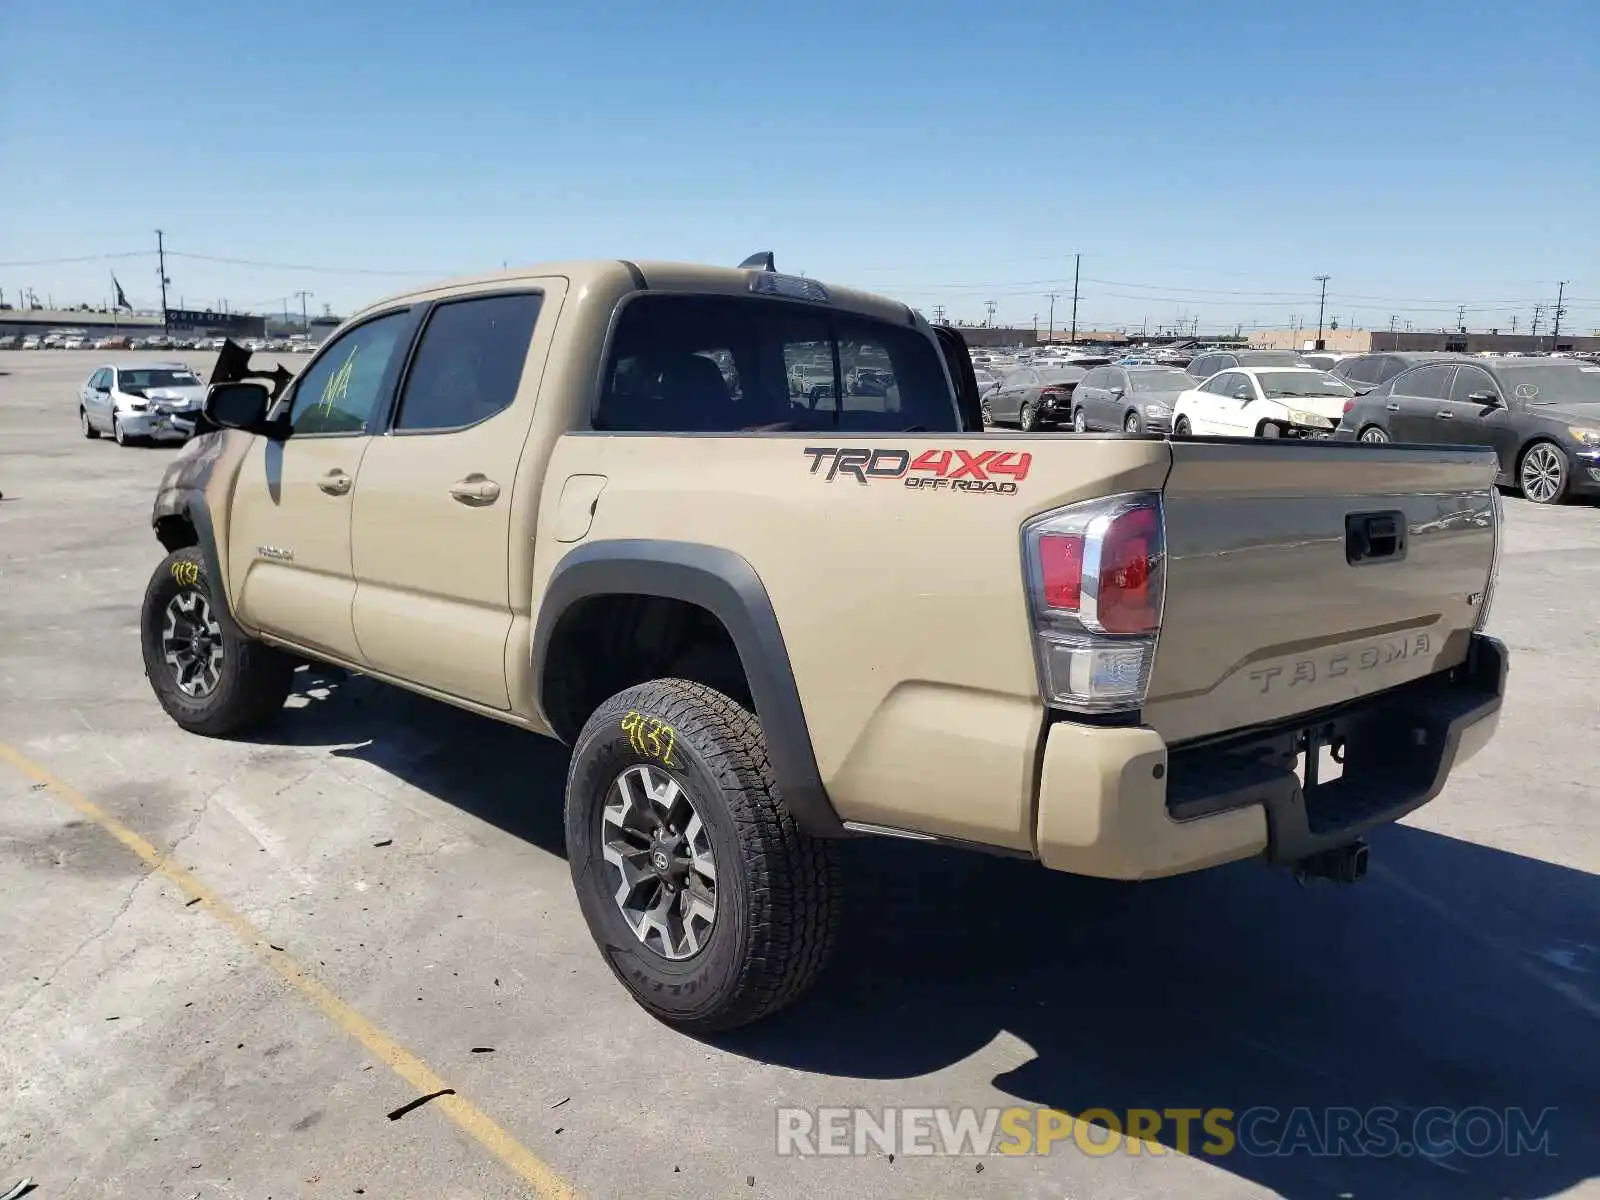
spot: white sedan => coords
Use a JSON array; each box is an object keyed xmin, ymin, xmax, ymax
[
  {"xmin": 1171, "ymin": 366, "xmax": 1356, "ymax": 439},
  {"xmin": 79, "ymin": 361, "xmax": 207, "ymax": 445}
]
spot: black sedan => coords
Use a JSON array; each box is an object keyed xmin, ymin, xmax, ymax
[
  {"xmin": 1070, "ymin": 364, "xmax": 1195, "ymax": 434},
  {"xmin": 982, "ymin": 365, "xmax": 1086, "ymax": 431},
  {"xmin": 1334, "ymin": 356, "xmax": 1600, "ymax": 504}
]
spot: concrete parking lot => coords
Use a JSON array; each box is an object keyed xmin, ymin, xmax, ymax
[{"xmin": 1, "ymin": 350, "xmax": 1596, "ymax": 1200}]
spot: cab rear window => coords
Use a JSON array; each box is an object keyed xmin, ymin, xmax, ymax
[{"xmin": 595, "ymin": 294, "xmax": 960, "ymax": 433}]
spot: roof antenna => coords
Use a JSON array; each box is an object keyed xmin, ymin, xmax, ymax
[{"xmin": 739, "ymin": 251, "xmax": 776, "ymax": 271}]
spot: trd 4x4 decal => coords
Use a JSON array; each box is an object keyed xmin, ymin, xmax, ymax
[{"xmin": 803, "ymin": 447, "xmax": 1031, "ymax": 494}]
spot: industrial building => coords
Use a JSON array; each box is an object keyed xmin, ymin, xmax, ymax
[{"xmin": 1248, "ymin": 328, "xmax": 1600, "ymax": 355}]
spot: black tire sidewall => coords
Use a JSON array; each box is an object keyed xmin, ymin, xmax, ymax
[
  {"xmin": 1073, "ymin": 408, "xmax": 1087, "ymax": 433},
  {"xmin": 141, "ymin": 548, "xmax": 256, "ymax": 728},
  {"xmin": 1019, "ymin": 402, "xmax": 1034, "ymax": 431},
  {"xmin": 566, "ymin": 693, "xmax": 755, "ymax": 1024},
  {"xmin": 1124, "ymin": 410, "xmax": 1141, "ymax": 433}
]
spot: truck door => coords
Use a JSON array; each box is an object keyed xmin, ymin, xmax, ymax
[
  {"xmin": 349, "ymin": 284, "xmax": 561, "ymax": 710},
  {"xmin": 227, "ymin": 308, "xmax": 417, "ymax": 662}
]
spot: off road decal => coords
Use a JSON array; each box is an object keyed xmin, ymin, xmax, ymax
[
  {"xmin": 803, "ymin": 447, "xmax": 1031, "ymax": 495},
  {"xmin": 621, "ymin": 711, "xmax": 678, "ymax": 767},
  {"xmin": 170, "ymin": 560, "xmax": 201, "ymax": 587}
]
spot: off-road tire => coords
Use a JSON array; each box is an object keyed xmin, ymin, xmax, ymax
[
  {"xmin": 566, "ymin": 678, "xmax": 841, "ymax": 1034},
  {"xmin": 81, "ymin": 408, "xmax": 100, "ymax": 439},
  {"xmin": 140, "ymin": 546, "xmax": 296, "ymax": 736}
]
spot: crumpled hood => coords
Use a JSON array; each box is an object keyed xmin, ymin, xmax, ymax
[
  {"xmin": 1280, "ymin": 394, "xmax": 1351, "ymax": 421},
  {"xmin": 144, "ymin": 386, "xmax": 206, "ymax": 411}
]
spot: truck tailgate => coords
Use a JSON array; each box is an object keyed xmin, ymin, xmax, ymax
[{"xmin": 1146, "ymin": 439, "xmax": 1499, "ymax": 744}]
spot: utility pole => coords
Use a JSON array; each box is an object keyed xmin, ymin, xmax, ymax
[
  {"xmin": 931, "ymin": 304, "xmax": 945, "ymax": 325},
  {"xmin": 1032, "ymin": 313, "xmax": 1039, "ymax": 340},
  {"xmin": 1551, "ymin": 280, "xmax": 1568, "ymax": 347},
  {"xmin": 1389, "ymin": 314, "xmax": 1398, "ymax": 333},
  {"xmin": 1046, "ymin": 292, "xmax": 1058, "ymax": 342},
  {"xmin": 1531, "ymin": 305, "xmax": 1544, "ymax": 340},
  {"xmin": 1069, "ymin": 253, "xmax": 1080, "ymax": 343},
  {"xmin": 1511, "ymin": 315, "xmax": 1518, "ymax": 333},
  {"xmin": 1313, "ymin": 274, "xmax": 1330, "ymax": 349},
  {"xmin": 984, "ymin": 299, "xmax": 997, "ymax": 328},
  {"xmin": 155, "ymin": 229, "xmax": 170, "ymax": 332}
]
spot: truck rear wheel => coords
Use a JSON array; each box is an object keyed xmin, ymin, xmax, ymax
[
  {"xmin": 140, "ymin": 547, "xmax": 296, "ymax": 736},
  {"xmin": 565, "ymin": 678, "xmax": 841, "ymax": 1033}
]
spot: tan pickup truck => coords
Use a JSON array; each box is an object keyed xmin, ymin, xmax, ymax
[{"xmin": 142, "ymin": 256, "xmax": 1508, "ymax": 1031}]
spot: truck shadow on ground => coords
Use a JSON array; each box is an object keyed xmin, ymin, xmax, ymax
[{"xmin": 260, "ymin": 673, "xmax": 1597, "ymax": 1200}]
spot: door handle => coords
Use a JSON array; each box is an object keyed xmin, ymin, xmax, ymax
[
  {"xmin": 317, "ymin": 470, "xmax": 353, "ymax": 496},
  {"xmin": 1385, "ymin": 403, "xmax": 1401, "ymax": 412},
  {"xmin": 1436, "ymin": 410, "xmax": 1454, "ymax": 420},
  {"xmin": 449, "ymin": 475, "xmax": 501, "ymax": 505}
]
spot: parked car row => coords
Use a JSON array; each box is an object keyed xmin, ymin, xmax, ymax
[{"xmin": 981, "ymin": 350, "xmax": 1600, "ymax": 505}]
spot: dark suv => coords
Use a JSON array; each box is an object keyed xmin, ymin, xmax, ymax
[
  {"xmin": 1185, "ymin": 349, "xmax": 1309, "ymax": 382},
  {"xmin": 1329, "ymin": 351, "xmax": 1458, "ymax": 396}
]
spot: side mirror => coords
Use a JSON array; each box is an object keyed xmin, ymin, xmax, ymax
[
  {"xmin": 1233, "ymin": 388, "xmax": 1252, "ymax": 401},
  {"xmin": 204, "ymin": 381, "xmax": 283, "ymax": 436},
  {"xmin": 1109, "ymin": 386, "xmax": 1126, "ymax": 398},
  {"xmin": 1467, "ymin": 390, "xmax": 1499, "ymax": 406}
]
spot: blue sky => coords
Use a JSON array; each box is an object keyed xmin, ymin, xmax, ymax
[{"xmin": 2, "ymin": 0, "xmax": 1595, "ymax": 334}]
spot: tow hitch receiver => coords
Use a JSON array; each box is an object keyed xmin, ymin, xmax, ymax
[{"xmin": 1293, "ymin": 839, "xmax": 1369, "ymax": 885}]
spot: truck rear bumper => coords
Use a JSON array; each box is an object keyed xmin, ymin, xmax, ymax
[{"xmin": 1034, "ymin": 634, "xmax": 1507, "ymax": 880}]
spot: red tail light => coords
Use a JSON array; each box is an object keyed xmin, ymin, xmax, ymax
[
  {"xmin": 1097, "ymin": 507, "xmax": 1160, "ymax": 634},
  {"xmin": 1022, "ymin": 493, "xmax": 1166, "ymax": 713},
  {"xmin": 1342, "ymin": 399, "xmax": 1355, "ymax": 414},
  {"xmin": 1039, "ymin": 386, "xmax": 1071, "ymax": 399},
  {"xmin": 1039, "ymin": 534, "xmax": 1084, "ymax": 608}
]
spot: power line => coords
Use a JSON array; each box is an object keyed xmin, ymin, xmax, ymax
[
  {"xmin": 165, "ymin": 250, "xmax": 436, "ymax": 277},
  {"xmin": 0, "ymin": 250, "xmax": 148, "ymax": 267}
]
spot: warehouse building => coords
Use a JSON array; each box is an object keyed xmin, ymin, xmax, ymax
[{"xmin": 1248, "ymin": 328, "xmax": 1600, "ymax": 355}]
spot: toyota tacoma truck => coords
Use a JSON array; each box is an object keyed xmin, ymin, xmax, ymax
[{"xmin": 141, "ymin": 255, "xmax": 1508, "ymax": 1032}]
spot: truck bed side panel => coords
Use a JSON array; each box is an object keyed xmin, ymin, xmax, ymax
[{"xmin": 533, "ymin": 432, "xmax": 1171, "ymax": 849}]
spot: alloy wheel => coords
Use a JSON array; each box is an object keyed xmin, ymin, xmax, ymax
[
  {"xmin": 1124, "ymin": 411, "xmax": 1141, "ymax": 433},
  {"xmin": 1360, "ymin": 427, "xmax": 1389, "ymax": 443},
  {"xmin": 600, "ymin": 764, "xmax": 718, "ymax": 960},
  {"xmin": 1073, "ymin": 408, "xmax": 1088, "ymax": 433},
  {"xmin": 162, "ymin": 591, "xmax": 224, "ymax": 698},
  {"xmin": 1521, "ymin": 444, "xmax": 1564, "ymax": 503}
]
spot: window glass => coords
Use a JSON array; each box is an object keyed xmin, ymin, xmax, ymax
[
  {"xmin": 116, "ymin": 367, "xmax": 202, "ymax": 390},
  {"xmin": 394, "ymin": 293, "xmax": 542, "ymax": 431},
  {"xmin": 786, "ymin": 340, "xmax": 835, "ymax": 401},
  {"xmin": 90, "ymin": 369, "xmax": 109, "ymax": 389},
  {"xmin": 1131, "ymin": 368, "xmax": 1194, "ymax": 392},
  {"xmin": 1190, "ymin": 356, "xmax": 1217, "ymax": 379},
  {"xmin": 1377, "ymin": 356, "xmax": 1407, "ymax": 383},
  {"xmin": 288, "ymin": 311, "xmax": 409, "ymax": 434},
  {"xmin": 1341, "ymin": 356, "xmax": 1378, "ymax": 384},
  {"xmin": 596, "ymin": 295, "xmax": 959, "ymax": 432},
  {"xmin": 1394, "ymin": 364, "xmax": 1455, "ymax": 399},
  {"xmin": 1255, "ymin": 370, "xmax": 1354, "ymax": 398},
  {"xmin": 1201, "ymin": 371, "xmax": 1236, "ymax": 395},
  {"xmin": 1449, "ymin": 366, "xmax": 1499, "ymax": 404},
  {"xmin": 1080, "ymin": 368, "xmax": 1104, "ymax": 389}
]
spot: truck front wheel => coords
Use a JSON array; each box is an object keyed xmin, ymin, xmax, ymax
[
  {"xmin": 565, "ymin": 678, "xmax": 841, "ymax": 1033},
  {"xmin": 140, "ymin": 547, "xmax": 296, "ymax": 736}
]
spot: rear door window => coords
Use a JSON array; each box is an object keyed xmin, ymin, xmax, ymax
[
  {"xmin": 596, "ymin": 294, "xmax": 959, "ymax": 433},
  {"xmin": 1394, "ymin": 364, "xmax": 1456, "ymax": 399},
  {"xmin": 393, "ymin": 293, "xmax": 542, "ymax": 432}
]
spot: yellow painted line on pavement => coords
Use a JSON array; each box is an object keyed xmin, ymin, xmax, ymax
[{"xmin": 0, "ymin": 741, "xmax": 580, "ymax": 1200}]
